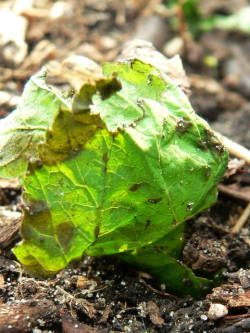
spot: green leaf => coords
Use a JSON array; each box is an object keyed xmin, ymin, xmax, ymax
[
  {"xmin": 0, "ymin": 69, "xmax": 71, "ymax": 179},
  {"xmin": 10, "ymin": 60, "xmax": 228, "ymax": 295},
  {"xmin": 200, "ymin": 7, "xmax": 250, "ymax": 35},
  {"xmin": 115, "ymin": 223, "xmax": 219, "ymax": 297}
]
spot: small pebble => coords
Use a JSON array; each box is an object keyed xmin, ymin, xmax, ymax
[
  {"xmin": 200, "ymin": 314, "xmax": 208, "ymax": 321},
  {"xmin": 207, "ymin": 303, "xmax": 228, "ymax": 320}
]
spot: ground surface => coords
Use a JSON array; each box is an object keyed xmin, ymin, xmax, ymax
[{"xmin": 0, "ymin": 0, "xmax": 250, "ymax": 332}]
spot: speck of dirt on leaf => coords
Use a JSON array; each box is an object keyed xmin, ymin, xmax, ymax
[
  {"xmin": 147, "ymin": 198, "xmax": 162, "ymax": 204},
  {"xmin": 171, "ymin": 220, "xmax": 177, "ymax": 227},
  {"xmin": 40, "ymin": 236, "xmax": 45, "ymax": 242},
  {"xmin": 37, "ymin": 161, "xmax": 43, "ymax": 168},
  {"xmin": 102, "ymin": 153, "xmax": 108, "ymax": 162},
  {"xmin": 186, "ymin": 202, "xmax": 194, "ymax": 212}
]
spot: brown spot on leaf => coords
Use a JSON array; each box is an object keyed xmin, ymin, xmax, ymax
[
  {"xmin": 21, "ymin": 200, "xmax": 53, "ymax": 239},
  {"xmin": 148, "ymin": 198, "xmax": 162, "ymax": 204},
  {"xmin": 56, "ymin": 222, "xmax": 73, "ymax": 251},
  {"xmin": 96, "ymin": 77, "xmax": 121, "ymax": 100},
  {"xmin": 176, "ymin": 118, "xmax": 192, "ymax": 137},
  {"xmin": 129, "ymin": 183, "xmax": 142, "ymax": 191},
  {"xmin": 102, "ymin": 153, "xmax": 108, "ymax": 163},
  {"xmin": 94, "ymin": 225, "xmax": 99, "ymax": 238},
  {"xmin": 39, "ymin": 236, "xmax": 45, "ymax": 243}
]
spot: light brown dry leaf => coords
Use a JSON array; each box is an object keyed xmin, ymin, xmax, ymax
[
  {"xmin": 20, "ymin": 40, "xmax": 56, "ymax": 71},
  {"xmin": 46, "ymin": 55, "xmax": 102, "ymax": 90},
  {"xmin": 146, "ymin": 300, "xmax": 164, "ymax": 325},
  {"xmin": 0, "ymin": 8, "xmax": 28, "ymax": 66}
]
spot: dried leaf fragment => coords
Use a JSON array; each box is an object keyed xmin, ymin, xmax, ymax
[{"xmin": 147, "ymin": 301, "xmax": 164, "ymax": 325}]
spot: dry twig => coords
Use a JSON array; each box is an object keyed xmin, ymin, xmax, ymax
[
  {"xmin": 218, "ymin": 184, "xmax": 250, "ymax": 202},
  {"xmin": 215, "ymin": 131, "xmax": 250, "ymax": 233},
  {"xmin": 231, "ymin": 202, "xmax": 250, "ymax": 234}
]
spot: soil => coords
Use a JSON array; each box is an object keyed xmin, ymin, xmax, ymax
[{"xmin": 1, "ymin": 1, "xmax": 250, "ymax": 332}]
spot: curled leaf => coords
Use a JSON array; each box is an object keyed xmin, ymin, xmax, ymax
[
  {"xmin": 0, "ymin": 69, "xmax": 71, "ymax": 179},
  {"xmin": 2, "ymin": 60, "xmax": 228, "ymax": 295}
]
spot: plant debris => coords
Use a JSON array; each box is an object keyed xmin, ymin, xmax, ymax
[{"xmin": 1, "ymin": 0, "xmax": 250, "ymax": 332}]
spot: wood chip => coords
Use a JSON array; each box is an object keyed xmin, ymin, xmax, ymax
[
  {"xmin": 0, "ymin": 209, "xmax": 22, "ymax": 248},
  {"xmin": 146, "ymin": 300, "xmax": 164, "ymax": 325},
  {"xmin": 207, "ymin": 269, "xmax": 250, "ymax": 316},
  {"xmin": 61, "ymin": 310, "xmax": 99, "ymax": 333},
  {"xmin": 76, "ymin": 276, "xmax": 90, "ymax": 289},
  {"xmin": 0, "ymin": 299, "xmax": 60, "ymax": 332},
  {"xmin": 98, "ymin": 304, "xmax": 112, "ymax": 324},
  {"xmin": 0, "ymin": 274, "xmax": 5, "ymax": 290}
]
